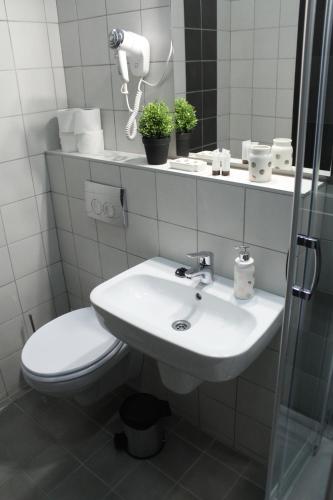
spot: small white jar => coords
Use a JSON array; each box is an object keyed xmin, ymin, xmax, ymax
[
  {"xmin": 248, "ymin": 145, "xmax": 273, "ymax": 183},
  {"xmin": 272, "ymin": 138, "xmax": 293, "ymax": 171}
]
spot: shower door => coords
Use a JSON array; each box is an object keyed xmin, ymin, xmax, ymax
[{"xmin": 266, "ymin": 0, "xmax": 333, "ymax": 498}]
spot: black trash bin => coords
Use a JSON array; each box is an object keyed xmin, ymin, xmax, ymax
[{"xmin": 114, "ymin": 393, "xmax": 171, "ymax": 459}]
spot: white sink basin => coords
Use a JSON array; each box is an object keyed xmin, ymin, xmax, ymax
[{"xmin": 91, "ymin": 257, "xmax": 284, "ymax": 393}]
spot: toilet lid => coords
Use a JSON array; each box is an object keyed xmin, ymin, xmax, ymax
[{"xmin": 22, "ymin": 307, "xmax": 122, "ymax": 377}]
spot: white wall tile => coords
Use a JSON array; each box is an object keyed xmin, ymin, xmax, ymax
[
  {"xmin": 276, "ymin": 89, "xmax": 293, "ymax": 119},
  {"xmin": 0, "ymin": 246, "xmax": 13, "ymax": 286},
  {"xmin": 57, "ymin": 229, "xmax": 77, "ymax": 265},
  {"xmin": 53, "ymin": 67, "xmax": 68, "ymax": 108},
  {"xmin": 42, "ymin": 228, "xmax": 61, "ymax": 265},
  {"xmin": 0, "ymin": 158, "xmax": 34, "ymax": 206},
  {"xmin": 97, "ymin": 221, "xmax": 126, "ymax": 252},
  {"xmin": 253, "ymin": 59, "xmax": 277, "ymax": 88},
  {"xmin": 56, "ymin": 0, "xmax": 77, "ymax": 22},
  {"xmin": 254, "ymin": 0, "xmax": 280, "ymax": 28},
  {"xmin": 200, "ymin": 379, "xmax": 237, "ymax": 409},
  {"xmin": 5, "ymin": 0, "xmax": 45, "ymax": 21},
  {"xmin": 9, "ymin": 234, "xmax": 46, "ymax": 279},
  {"xmin": 99, "ymin": 244, "xmax": 127, "ymax": 279},
  {"xmin": 237, "ymin": 379, "xmax": 275, "ymax": 427},
  {"xmin": 59, "ymin": 21, "xmax": 81, "ymax": 67},
  {"xmin": 277, "ymin": 59, "xmax": 296, "ymax": 89},
  {"xmin": 75, "ymin": 235, "xmax": 101, "ymax": 276},
  {"xmin": 248, "ymin": 244, "xmax": 287, "ymax": 296},
  {"xmin": 49, "ymin": 261, "xmax": 66, "ymax": 295},
  {"xmin": 141, "ymin": 7, "xmax": 171, "ymax": 62},
  {"xmin": 79, "ymin": 269, "xmax": 102, "ymax": 305},
  {"xmin": 64, "ymin": 67, "xmax": 85, "ymax": 108},
  {"xmin": 79, "ymin": 17, "xmax": 109, "ymax": 66},
  {"xmin": 230, "ymin": 60, "xmax": 253, "ymax": 88},
  {"xmin": 106, "ymin": 0, "xmax": 140, "ymax": 14},
  {"xmin": 83, "ymin": 66, "xmax": 113, "ymax": 110},
  {"xmin": 231, "ymin": 30, "xmax": 253, "ymax": 60},
  {"xmin": 36, "ymin": 192, "xmax": 55, "ymax": 231},
  {"xmin": 280, "ymin": 0, "xmax": 300, "ymax": 27},
  {"xmin": 245, "ymin": 189, "xmax": 292, "ymax": 252},
  {"xmin": 0, "ymin": 22, "xmax": 14, "ymax": 70},
  {"xmin": 9, "ymin": 22, "xmax": 51, "ymax": 69},
  {"xmin": 0, "ymin": 351, "xmax": 26, "ymax": 394},
  {"xmin": 279, "ymin": 26, "xmax": 298, "ymax": 59},
  {"xmin": 47, "ymin": 154, "xmax": 66, "ymax": 194},
  {"xmin": 252, "ymin": 116, "xmax": 275, "ymax": 143},
  {"xmin": 47, "ymin": 23, "xmax": 64, "ymax": 67},
  {"xmin": 126, "ymin": 213, "xmax": 159, "ymax": 259},
  {"xmin": 63, "ymin": 262, "xmax": 81, "ymax": 296},
  {"xmin": 198, "ymin": 232, "xmax": 241, "ymax": 280},
  {"xmin": 158, "ymin": 221, "xmax": 197, "ymax": 263},
  {"xmin": 0, "ymin": 215, "xmax": 6, "ymax": 247},
  {"xmin": 252, "ymin": 88, "xmax": 276, "ymax": 117},
  {"xmin": 156, "ymin": 173, "xmax": 197, "ymax": 229},
  {"xmin": 0, "ymin": 316, "xmax": 24, "ymax": 359},
  {"xmin": 63, "ymin": 157, "xmax": 90, "ymax": 199},
  {"xmin": 17, "ymin": 68, "xmax": 57, "ymax": 114},
  {"xmin": 236, "ymin": 413, "xmax": 271, "ymax": 460},
  {"xmin": 30, "ymin": 155, "xmax": 50, "ymax": 195},
  {"xmin": 230, "ymin": 114, "xmax": 251, "ymax": 140},
  {"xmin": 90, "ymin": 161, "xmax": 121, "ymax": 186},
  {"xmin": 230, "ymin": 88, "xmax": 252, "ymax": 116},
  {"xmin": 44, "ymin": 0, "xmax": 58, "ymax": 22},
  {"xmin": 254, "ymin": 28, "xmax": 279, "ymax": 59},
  {"xmin": 76, "ymin": 0, "xmax": 106, "ymax": 19},
  {"xmin": 0, "ymin": 283, "xmax": 21, "ymax": 324},
  {"xmin": 101, "ymin": 110, "xmax": 117, "ymax": 150},
  {"xmin": 16, "ymin": 267, "xmax": 53, "ymax": 311},
  {"xmin": 0, "ymin": 116, "xmax": 27, "ymax": 162},
  {"xmin": 1, "ymin": 197, "xmax": 40, "ymax": 243},
  {"xmin": 24, "ymin": 299, "xmax": 56, "ymax": 337},
  {"xmin": 69, "ymin": 197, "xmax": 97, "ymax": 240},
  {"xmin": 23, "ymin": 111, "xmax": 60, "ymax": 155},
  {"xmin": 231, "ymin": 0, "xmax": 254, "ymax": 30},
  {"xmin": 0, "ymin": 71, "xmax": 21, "ymax": 118},
  {"xmin": 52, "ymin": 193, "xmax": 72, "ymax": 231},
  {"xmin": 122, "ymin": 167, "xmax": 157, "ymax": 218},
  {"xmin": 197, "ymin": 180, "xmax": 244, "ymax": 240},
  {"xmin": 242, "ymin": 349, "xmax": 279, "ymax": 392},
  {"xmin": 0, "ymin": 0, "xmax": 6, "ymax": 19}
]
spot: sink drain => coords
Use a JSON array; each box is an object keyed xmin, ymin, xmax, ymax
[{"xmin": 172, "ymin": 320, "xmax": 191, "ymax": 332}]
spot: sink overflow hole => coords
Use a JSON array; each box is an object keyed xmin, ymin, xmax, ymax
[{"xmin": 172, "ymin": 320, "xmax": 191, "ymax": 332}]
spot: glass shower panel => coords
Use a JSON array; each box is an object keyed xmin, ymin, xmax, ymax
[{"xmin": 266, "ymin": 0, "xmax": 333, "ymax": 498}]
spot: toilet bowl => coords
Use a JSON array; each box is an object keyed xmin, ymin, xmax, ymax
[{"xmin": 21, "ymin": 307, "xmax": 142, "ymax": 401}]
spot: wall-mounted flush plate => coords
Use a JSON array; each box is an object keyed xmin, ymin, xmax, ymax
[{"xmin": 85, "ymin": 181, "xmax": 127, "ymax": 226}]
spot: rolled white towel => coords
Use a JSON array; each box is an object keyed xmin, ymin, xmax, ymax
[
  {"xmin": 74, "ymin": 108, "xmax": 102, "ymax": 134},
  {"xmin": 76, "ymin": 130, "xmax": 104, "ymax": 154}
]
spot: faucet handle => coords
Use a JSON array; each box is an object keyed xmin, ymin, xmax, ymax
[{"xmin": 187, "ymin": 251, "xmax": 214, "ymax": 266}]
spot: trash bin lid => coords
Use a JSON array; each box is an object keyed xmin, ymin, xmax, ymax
[{"xmin": 119, "ymin": 393, "xmax": 170, "ymax": 430}]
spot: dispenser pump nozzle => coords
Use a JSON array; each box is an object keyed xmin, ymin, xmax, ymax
[{"xmin": 235, "ymin": 245, "xmax": 250, "ymax": 262}]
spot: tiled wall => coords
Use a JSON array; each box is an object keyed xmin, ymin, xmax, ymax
[
  {"xmin": 227, "ymin": 0, "xmax": 300, "ymax": 157},
  {"xmin": 0, "ymin": 0, "xmax": 68, "ymax": 398},
  {"xmin": 183, "ymin": 0, "xmax": 217, "ymax": 152},
  {"xmin": 46, "ymin": 152, "xmax": 295, "ymax": 461},
  {"xmin": 56, "ymin": 0, "xmax": 175, "ymax": 156}
]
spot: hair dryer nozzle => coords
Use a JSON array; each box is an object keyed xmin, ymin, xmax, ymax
[{"xmin": 109, "ymin": 28, "xmax": 124, "ymax": 49}]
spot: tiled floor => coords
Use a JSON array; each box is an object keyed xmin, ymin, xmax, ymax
[{"xmin": 0, "ymin": 387, "xmax": 266, "ymax": 500}]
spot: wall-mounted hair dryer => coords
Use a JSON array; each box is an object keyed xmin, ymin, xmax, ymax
[
  {"xmin": 109, "ymin": 28, "xmax": 173, "ymax": 141},
  {"xmin": 109, "ymin": 29, "xmax": 150, "ymax": 83}
]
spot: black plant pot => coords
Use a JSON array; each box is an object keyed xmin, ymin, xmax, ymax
[
  {"xmin": 142, "ymin": 136, "xmax": 171, "ymax": 165},
  {"xmin": 176, "ymin": 132, "xmax": 192, "ymax": 157}
]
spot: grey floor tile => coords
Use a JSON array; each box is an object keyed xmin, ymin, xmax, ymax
[
  {"xmin": 115, "ymin": 461, "xmax": 174, "ymax": 500},
  {"xmin": 0, "ymin": 403, "xmax": 54, "ymax": 467},
  {"xmin": 224, "ymin": 478, "xmax": 265, "ymax": 500},
  {"xmin": 181, "ymin": 454, "xmax": 239, "ymax": 500},
  {"xmin": 173, "ymin": 419, "xmax": 214, "ymax": 451},
  {"xmin": 207, "ymin": 441, "xmax": 250, "ymax": 473},
  {"xmin": 103, "ymin": 491, "xmax": 123, "ymax": 500},
  {"xmin": 73, "ymin": 392, "xmax": 124, "ymax": 427},
  {"xmin": 23, "ymin": 443, "xmax": 80, "ymax": 494},
  {"xmin": 242, "ymin": 461, "xmax": 267, "ymax": 489},
  {"xmin": 85, "ymin": 440, "xmax": 139, "ymax": 487},
  {"xmin": 0, "ymin": 472, "xmax": 46, "ymax": 500},
  {"xmin": 150, "ymin": 433, "xmax": 201, "ymax": 481},
  {"xmin": 16, "ymin": 391, "xmax": 110, "ymax": 460},
  {"xmin": 47, "ymin": 466, "xmax": 109, "ymax": 500},
  {"xmin": 165, "ymin": 485, "xmax": 199, "ymax": 500}
]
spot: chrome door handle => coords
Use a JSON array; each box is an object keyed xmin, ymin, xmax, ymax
[{"xmin": 292, "ymin": 234, "xmax": 321, "ymax": 301}]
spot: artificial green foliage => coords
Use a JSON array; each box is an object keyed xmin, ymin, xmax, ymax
[
  {"xmin": 139, "ymin": 101, "xmax": 174, "ymax": 138},
  {"xmin": 174, "ymin": 98, "xmax": 198, "ymax": 133}
]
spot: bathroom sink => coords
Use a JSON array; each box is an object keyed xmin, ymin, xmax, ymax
[{"xmin": 91, "ymin": 257, "xmax": 284, "ymax": 393}]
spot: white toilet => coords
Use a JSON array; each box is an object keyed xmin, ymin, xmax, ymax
[{"xmin": 21, "ymin": 307, "xmax": 142, "ymax": 402}]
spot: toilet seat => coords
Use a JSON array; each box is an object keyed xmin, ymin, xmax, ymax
[{"xmin": 21, "ymin": 307, "xmax": 126, "ymax": 381}]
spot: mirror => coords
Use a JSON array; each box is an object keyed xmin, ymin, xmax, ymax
[{"xmin": 171, "ymin": 0, "xmax": 302, "ymax": 164}]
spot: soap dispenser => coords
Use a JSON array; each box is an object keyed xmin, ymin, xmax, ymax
[{"xmin": 234, "ymin": 246, "xmax": 255, "ymax": 300}]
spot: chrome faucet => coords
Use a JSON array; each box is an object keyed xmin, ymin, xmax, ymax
[{"xmin": 185, "ymin": 251, "xmax": 214, "ymax": 285}]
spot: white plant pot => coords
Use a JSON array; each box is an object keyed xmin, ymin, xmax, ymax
[
  {"xmin": 272, "ymin": 138, "xmax": 293, "ymax": 171},
  {"xmin": 249, "ymin": 145, "xmax": 273, "ymax": 183}
]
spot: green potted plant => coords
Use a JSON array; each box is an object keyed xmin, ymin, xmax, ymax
[
  {"xmin": 139, "ymin": 101, "xmax": 174, "ymax": 165},
  {"xmin": 174, "ymin": 98, "xmax": 198, "ymax": 157}
]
